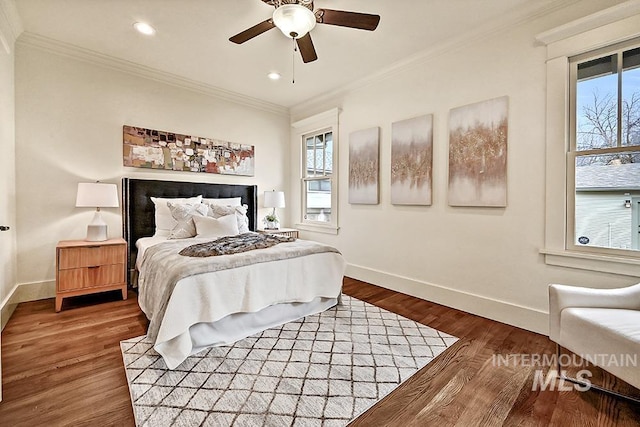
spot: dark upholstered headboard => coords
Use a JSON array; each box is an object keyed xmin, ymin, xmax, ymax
[{"xmin": 122, "ymin": 177, "xmax": 258, "ymax": 285}]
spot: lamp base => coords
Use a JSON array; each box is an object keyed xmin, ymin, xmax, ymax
[{"xmin": 86, "ymin": 224, "xmax": 108, "ymax": 242}]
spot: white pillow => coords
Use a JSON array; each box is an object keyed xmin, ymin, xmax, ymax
[
  {"xmin": 167, "ymin": 202, "xmax": 208, "ymax": 239},
  {"xmin": 201, "ymin": 197, "xmax": 242, "ymax": 207},
  {"xmin": 151, "ymin": 195, "xmax": 202, "ymax": 236},
  {"xmin": 207, "ymin": 204, "xmax": 250, "ymax": 233},
  {"xmin": 193, "ymin": 214, "xmax": 239, "ymax": 238}
]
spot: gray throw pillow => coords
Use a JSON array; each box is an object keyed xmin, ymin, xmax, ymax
[
  {"xmin": 167, "ymin": 202, "xmax": 208, "ymax": 239},
  {"xmin": 207, "ymin": 204, "xmax": 250, "ymax": 233}
]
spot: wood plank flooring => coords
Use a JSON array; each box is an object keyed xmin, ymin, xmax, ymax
[{"xmin": 1, "ymin": 277, "xmax": 639, "ymax": 426}]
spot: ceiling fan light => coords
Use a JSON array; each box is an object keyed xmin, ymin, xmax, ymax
[{"xmin": 272, "ymin": 4, "xmax": 316, "ymax": 39}]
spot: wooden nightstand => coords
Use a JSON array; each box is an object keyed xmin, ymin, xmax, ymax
[
  {"xmin": 55, "ymin": 238, "xmax": 127, "ymax": 312},
  {"xmin": 258, "ymin": 228, "xmax": 299, "ymax": 238}
]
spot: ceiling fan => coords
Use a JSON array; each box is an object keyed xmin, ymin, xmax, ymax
[{"xmin": 229, "ymin": 0, "xmax": 380, "ymax": 64}]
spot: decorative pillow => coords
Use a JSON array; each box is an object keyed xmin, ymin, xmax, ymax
[
  {"xmin": 193, "ymin": 214, "xmax": 240, "ymax": 238},
  {"xmin": 207, "ymin": 204, "xmax": 250, "ymax": 233},
  {"xmin": 167, "ymin": 202, "xmax": 209, "ymax": 239},
  {"xmin": 201, "ymin": 197, "xmax": 242, "ymax": 207},
  {"xmin": 151, "ymin": 195, "xmax": 202, "ymax": 236}
]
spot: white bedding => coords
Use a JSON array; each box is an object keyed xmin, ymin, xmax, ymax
[
  {"xmin": 136, "ymin": 236, "xmax": 345, "ymax": 369},
  {"xmin": 136, "ymin": 236, "xmax": 170, "ymax": 270}
]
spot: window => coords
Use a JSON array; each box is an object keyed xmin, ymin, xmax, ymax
[
  {"xmin": 570, "ymin": 42, "xmax": 640, "ymax": 253},
  {"xmin": 538, "ymin": 6, "xmax": 640, "ymax": 275},
  {"xmin": 292, "ymin": 108, "xmax": 339, "ymax": 234},
  {"xmin": 303, "ymin": 129, "xmax": 333, "ymax": 223}
]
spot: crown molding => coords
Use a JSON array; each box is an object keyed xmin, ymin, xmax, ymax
[
  {"xmin": 535, "ymin": 0, "xmax": 640, "ymax": 45},
  {"xmin": 16, "ymin": 32, "xmax": 289, "ymax": 117},
  {"xmin": 290, "ymin": 0, "xmax": 579, "ymax": 114},
  {"xmin": 0, "ymin": 0, "xmax": 23, "ymax": 53}
]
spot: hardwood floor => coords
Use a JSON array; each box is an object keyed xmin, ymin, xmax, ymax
[
  {"xmin": 1, "ymin": 290, "xmax": 147, "ymax": 426},
  {"xmin": 1, "ymin": 278, "xmax": 639, "ymax": 426}
]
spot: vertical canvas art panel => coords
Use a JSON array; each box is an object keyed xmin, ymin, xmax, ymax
[
  {"xmin": 448, "ymin": 96, "xmax": 508, "ymax": 207},
  {"xmin": 349, "ymin": 127, "xmax": 379, "ymax": 204},
  {"xmin": 391, "ymin": 114, "xmax": 433, "ymax": 205},
  {"xmin": 123, "ymin": 125, "xmax": 255, "ymax": 176}
]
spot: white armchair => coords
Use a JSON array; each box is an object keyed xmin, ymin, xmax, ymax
[{"xmin": 549, "ymin": 283, "xmax": 640, "ymax": 395}]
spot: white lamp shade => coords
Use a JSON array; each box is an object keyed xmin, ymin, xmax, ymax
[
  {"xmin": 264, "ymin": 191, "xmax": 286, "ymax": 209},
  {"xmin": 272, "ymin": 4, "xmax": 316, "ymax": 39},
  {"xmin": 75, "ymin": 182, "xmax": 119, "ymax": 208}
]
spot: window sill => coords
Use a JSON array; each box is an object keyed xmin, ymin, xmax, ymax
[
  {"xmin": 540, "ymin": 248, "xmax": 640, "ymax": 277},
  {"xmin": 294, "ymin": 223, "xmax": 339, "ymax": 235}
]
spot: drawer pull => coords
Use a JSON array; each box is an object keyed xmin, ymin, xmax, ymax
[{"xmin": 88, "ymin": 266, "xmax": 99, "ymax": 269}]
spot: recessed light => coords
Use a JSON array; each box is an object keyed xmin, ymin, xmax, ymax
[
  {"xmin": 134, "ymin": 22, "xmax": 156, "ymax": 36},
  {"xmin": 268, "ymin": 72, "xmax": 281, "ymax": 80}
]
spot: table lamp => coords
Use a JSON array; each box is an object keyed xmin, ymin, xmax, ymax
[
  {"xmin": 75, "ymin": 182, "xmax": 119, "ymax": 241},
  {"xmin": 263, "ymin": 190, "xmax": 285, "ymax": 230}
]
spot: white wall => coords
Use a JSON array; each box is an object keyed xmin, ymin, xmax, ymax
[
  {"xmin": 0, "ymin": 1, "xmax": 18, "ymax": 332},
  {"xmin": 14, "ymin": 44, "xmax": 290, "ymax": 298},
  {"xmin": 289, "ymin": 1, "xmax": 639, "ymax": 334}
]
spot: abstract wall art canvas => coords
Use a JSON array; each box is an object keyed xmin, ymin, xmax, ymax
[
  {"xmin": 349, "ymin": 127, "xmax": 379, "ymax": 205},
  {"xmin": 391, "ymin": 114, "xmax": 433, "ymax": 205},
  {"xmin": 123, "ymin": 125, "xmax": 255, "ymax": 176},
  {"xmin": 448, "ymin": 96, "xmax": 508, "ymax": 207}
]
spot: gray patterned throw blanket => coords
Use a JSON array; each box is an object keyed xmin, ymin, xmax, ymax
[
  {"xmin": 179, "ymin": 232, "xmax": 295, "ymax": 257},
  {"xmin": 138, "ymin": 232, "xmax": 341, "ymax": 341}
]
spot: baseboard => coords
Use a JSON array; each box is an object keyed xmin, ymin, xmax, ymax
[
  {"xmin": 1, "ymin": 295, "xmax": 17, "ymax": 331},
  {"xmin": 0, "ymin": 280, "xmax": 55, "ymax": 331},
  {"xmin": 346, "ymin": 263, "xmax": 548, "ymax": 335}
]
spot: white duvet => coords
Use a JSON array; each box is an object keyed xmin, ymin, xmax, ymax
[{"xmin": 136, "ymin": 236, "xmax": 345, "ymax": 369}]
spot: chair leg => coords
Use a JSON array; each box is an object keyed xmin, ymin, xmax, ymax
[{"xmin": 555, "ymin": 344, "xmax": 640, "ymax": 404}]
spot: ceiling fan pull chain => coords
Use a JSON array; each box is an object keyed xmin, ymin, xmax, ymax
[{"xmin": 292, "ymin": 37, "xmax": 296, "ymax": 84}]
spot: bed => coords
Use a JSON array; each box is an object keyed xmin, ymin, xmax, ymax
[{"xmin": 122, "ymin": 178, "xmax": 345, "ymax": 369}]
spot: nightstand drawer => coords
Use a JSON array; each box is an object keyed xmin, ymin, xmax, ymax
[
  {"xmin": 57, "ymin": 264, "xmax": 125, "ymax": 292},
  {"xmin": 58, "ymin": 245, "xmax": 125, "ymax": 270},
  {"xmin": 55, "ymin": 238, "xmax": 128, "ymax": 312}
]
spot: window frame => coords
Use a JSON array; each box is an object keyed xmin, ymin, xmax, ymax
[
  {"xmin": 302, "ymin": 128, "xmax": 334, "ymax": 226},
  {"xmin": 537, "ymin": 5, "xmax": 640, "ymax": 277},
  {"xmin": 291, "ymin": 108, "xmax": 339, "ymax": 234},
  {"xmin": 567, "ymin": 41, "xmax": 640, "ymax": 257}
]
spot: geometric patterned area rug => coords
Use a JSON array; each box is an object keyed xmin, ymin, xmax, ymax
[{"xmin": 121, "ymin": 295, "xmax": 458, "ymax": 426}]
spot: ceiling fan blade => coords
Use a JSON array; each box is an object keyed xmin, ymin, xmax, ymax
[
  {"xmin": 296, "ymin": 33, "xmax": 318, "ymax": 63},
  {"xmin": 229, "ymin": 19, "xmax": 275, "ymax": 44},
  {"xmin": 315, "ymin": 9, "xmax": 380, "ymax": 31}
]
